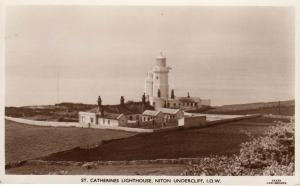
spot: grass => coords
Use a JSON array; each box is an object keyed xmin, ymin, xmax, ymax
[
  {"xmin": 5, "ymin": 120, "xmax": 137, "ymax": 164},
  {"xmin": 43, "ymin": 117, "xmax": 280, "ymax": 162}
]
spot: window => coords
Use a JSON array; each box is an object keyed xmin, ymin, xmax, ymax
[
  {"xmin": 173, "ymin": 103, "xmax": 176, "ymax": 107},
  {"xmin": 108, "ymin": 120, "xmax": 110, "ymax": 124},
  {"xmin": 103, "ymin": 119, "xmax": 105, "ymax": 124},
  {"xmin": 129, "ymin": 116, "xmax": 133, "ymax": 120},
  {"xmin": 90, "ymin": 118, "xmax": 94, "ymax": 123},
  {"xmin": 156, "ymin": 76, "xmax": 158, "ymax": 80},
  {"xmin": 148, "ymin": 117, "xmax": 150, "ymax": 121}
]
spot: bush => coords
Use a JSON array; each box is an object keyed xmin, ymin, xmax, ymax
[{"xmin": 182, "ymin": 121, "xmax": 294, "ymax": 176}]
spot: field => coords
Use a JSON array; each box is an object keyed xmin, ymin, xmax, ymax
[
  {"xmin": 5, "ymin": 120, "xmax": 137, "ymax": 164},
  {"xmin": 43, "ymin": 117, "xmax": 281, "ymax": 162}
]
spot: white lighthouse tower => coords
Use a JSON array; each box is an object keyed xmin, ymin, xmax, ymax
[
  {"xmin": 152, "ymin": 52, "xmax": 171, "ymax": 99},
  {"xmin": 144, "ymin": 52, "xmax": 171, "ymax": 108}
]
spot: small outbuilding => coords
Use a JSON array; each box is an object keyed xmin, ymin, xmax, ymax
[
  {"xmin": 156, "ymin": 108, "xmax": 184, "ymax": 122},
  {"xmin": 142, "ymin": 110, "xmax": 164, "ymax": 124}
]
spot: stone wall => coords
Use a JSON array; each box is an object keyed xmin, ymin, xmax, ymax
[{"xmin": 8, "ymin": 157, "xmax": 205, "ymax": 169}]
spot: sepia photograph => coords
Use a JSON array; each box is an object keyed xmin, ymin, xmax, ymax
[{"xmin": 0, "ymin": 0, "xmax": 298, "ymax": 184}]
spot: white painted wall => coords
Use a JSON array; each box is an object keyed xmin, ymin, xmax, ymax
[{"xmin": 5, "ymin": 116, "xmax": 153, "ymax": 133}]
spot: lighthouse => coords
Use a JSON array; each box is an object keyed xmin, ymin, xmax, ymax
[
  {"xmin": 145, "ymin": 52, "xmax": 171, "ymax": 108},
  {"xmin": 152, "ymin": 52, "xmax": 171, "ymax": 99}
]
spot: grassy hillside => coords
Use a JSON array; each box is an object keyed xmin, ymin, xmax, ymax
[
  {"xmin": 5, "ymin": 120, "xmax": 137, "ymax": 164},
  {"xmin": 204, "ymin": 100, "xmax": 294, "ymax": 116},
  {"xmin": 43, "ymin": 117, "xmax": 282, "ymax": 162}
]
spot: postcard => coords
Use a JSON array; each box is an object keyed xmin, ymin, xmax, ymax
[{"xmin": 0, "ymin": 0, "xmax": 299, "ymax": 185}]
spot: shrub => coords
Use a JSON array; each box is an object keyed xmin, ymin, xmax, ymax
[{"xmin": 182, "ymin": 121, "xmax": 294, "ymax": 176}]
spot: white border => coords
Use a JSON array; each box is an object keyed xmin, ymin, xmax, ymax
[{"xmin": 0, "ymin": 0, "xmax": 299, "ymax": 184}]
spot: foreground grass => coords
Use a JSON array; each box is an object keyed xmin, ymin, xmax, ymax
[{"xmin": 5, "ymin": 120, "xmax": 136, "ymax": 164}]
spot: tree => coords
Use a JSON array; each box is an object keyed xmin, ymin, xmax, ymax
[
  {"xmin": 158, "ymin": 89, "xmax": 161, "ymax": 98},
  {"xmin": 120, "ymin": 96, "xmax": 125, "ymax": 105},
  {"xmin": 171, "ymin": 89, "xmax": 175, "ymax": 99}
]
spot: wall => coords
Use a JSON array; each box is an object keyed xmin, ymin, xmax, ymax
[
  {"xmin": 5, "ymin": 116, "xmax": 80, "ymax": 127},
  {"xmin": 6, "ymin": 114, "xmax": 262, "ymax": 134},
  {"xmin": 184, "ymin": 112, "xmax": 243, "ymax": 121},
  {"xmin": 118, "ymin": 115, "xmax": 128, "ymax": 127},
  {"xmin": 178, "ymin": 116, "xmax": 206, "ymax": 128},
  {"xmin": 206, "ymin": 114, "xmax": 261, "ymax": 125},
  {"xmin": 5, "ymin": 116, "xmax": 153, "ymax": 133},
  {"xmin": 96, "ymin": 118, "xmax": 119, "ymax": 127},
  {"xmin": 12, "ymin": 157, "xmax": 210, "ymax": 169},
  {"xmin": 127, "ymin": 114, "xmax": 141, "ymax": 121}
]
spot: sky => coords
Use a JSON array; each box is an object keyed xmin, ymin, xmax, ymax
[{"xmin": 5, "ymin": 6, "xmax": 295, "ymax": 106}]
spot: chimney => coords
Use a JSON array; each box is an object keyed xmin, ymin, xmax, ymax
[
  {"xmin": 120, "ymin": 96, "xmax": 125, "ymax": 105},
  {"xmin": 142, "ymin": 93, "xmax": 146, "ymax": 112},
  {"xmin": 97, "ymin": 96, "xmax": 104, "ymax": 116}
]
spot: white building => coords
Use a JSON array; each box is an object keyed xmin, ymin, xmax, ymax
[
  {"xmin": 156, "ymin": 108, "xmax": 184, "ymax": 122},
  {"xmin": 145, "ymin": 53, "xmax": 211, "ymax": 110},
  {"xmin": 79, "ymin": 111, "xmax": 127, "ymax": 128}
]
